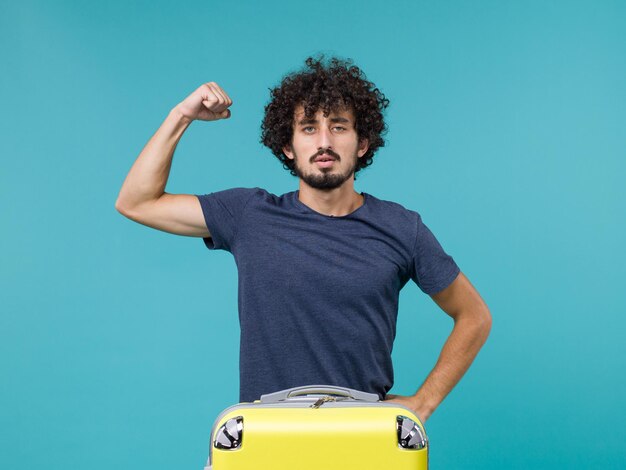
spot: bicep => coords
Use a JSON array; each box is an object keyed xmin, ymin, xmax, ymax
[
  {"xmin": 121, "ymin": 193, "xmax": 211, "ymax": 237},
  {"xmin": 430, "ymin": 272, "xmax": 490, "ymax": 320}
]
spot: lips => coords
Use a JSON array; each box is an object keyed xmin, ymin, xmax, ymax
[
  {"xmin": 314, "ymin": 159, "xmax": 336, "ymax": 169},
  {"xmin": 313, "ymin": 154, "xmax": 337, "ymax": 162}
]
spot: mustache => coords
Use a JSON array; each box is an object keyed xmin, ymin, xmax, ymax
[{"xmin": 309, "ymin": 148, "xmax": 341, "ymax": 162}]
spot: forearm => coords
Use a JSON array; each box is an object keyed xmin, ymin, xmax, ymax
[
  {"xmin": 412, "ymin": 309, "xmax": 491, "ymax": 420},
  {"xmin": 115, "ymin": 106, "xmax": 192, "ymax": 211}
]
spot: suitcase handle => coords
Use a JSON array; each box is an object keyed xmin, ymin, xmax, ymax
[{"xmin": 259, "ymin": 384, "xmax": 380, "ymax": 403}]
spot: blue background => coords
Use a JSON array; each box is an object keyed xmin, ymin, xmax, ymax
[{"xmin": 2, "ymin": 1, "xmax": 625, "ymax": 468}]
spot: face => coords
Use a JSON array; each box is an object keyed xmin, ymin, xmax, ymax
[{"xmin": 283, "ymin": 105, "xmax": 369, "ymax": 190}]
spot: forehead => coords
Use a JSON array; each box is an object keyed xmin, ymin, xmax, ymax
[{"xmin": 293, "ymin": 104, "xmax": 355, "ymax": 123}]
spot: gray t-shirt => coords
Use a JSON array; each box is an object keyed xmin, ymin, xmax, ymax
[{"xmin": 196, "ymin": 188, "xmax": 460, "ymax": 402}]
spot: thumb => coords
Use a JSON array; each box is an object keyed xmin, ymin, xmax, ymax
[{"xmin": 219, "ymin": 109, "xmax": 231, "ymax": 120}]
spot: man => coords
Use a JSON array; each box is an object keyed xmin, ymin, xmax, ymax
[{"xmin": 115, "ymin": 56, "xmax": 491, "ymax": 423}]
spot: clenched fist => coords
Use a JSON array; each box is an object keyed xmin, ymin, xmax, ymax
[{"xmin": 176, "ymin": 82, "xmax": 233, "ymax": 122}]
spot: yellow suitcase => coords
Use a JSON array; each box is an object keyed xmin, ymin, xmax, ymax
[{"xmin": 204, "ymin": 384, "xmax": 428, "ymax": 469}]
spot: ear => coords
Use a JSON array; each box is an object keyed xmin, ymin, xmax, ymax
[
  {"xmin": 357, "ymin": 138, "xmax": 369, "ymax": 158},
  {"xmin": 283, "ymin": 144, "xmax": 294, "ymax": 160}
]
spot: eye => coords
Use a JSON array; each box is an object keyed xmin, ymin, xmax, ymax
[
  {"xmin": 302, "ymin": 126, "xmax": 315, "ymax": 133},
  {"xmin": 333, "ymin": 126, "xmax": 346, "ymax": 132}
]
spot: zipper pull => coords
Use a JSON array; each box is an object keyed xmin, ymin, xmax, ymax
[{"xmin": 310, "ymin": 396, "xmax": 336, "ymax": 408}]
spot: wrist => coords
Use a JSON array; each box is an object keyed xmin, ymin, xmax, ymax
[
  {"xmin": 411, "ymin": 394, "xmax": 436, "ymax": 423},
  {"xmin": 170, "ymin": 105, "xmax": 193, "ymax": 126}
]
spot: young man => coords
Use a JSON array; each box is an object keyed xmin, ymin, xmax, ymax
[{"xmin": 115, "ymin": 57, "xmax": 491, "ymax": 423}]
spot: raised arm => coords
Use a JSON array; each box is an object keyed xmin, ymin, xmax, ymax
[{"xmin": 115, "ymin": 82, "xmax": 233, "ymax": 237}]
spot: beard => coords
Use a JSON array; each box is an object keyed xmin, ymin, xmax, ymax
[{"xmin": 292, "ymin": 148, "xmax": 359, "ymax": 190}]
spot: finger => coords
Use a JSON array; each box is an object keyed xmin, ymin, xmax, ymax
[
  {"xmin": 207, "ymin": 82, "xmax": 228, "ymax": 110},
  {"xmin": 223, "ymin": 91, "xmax": 233, "ymax": 107},
  {"xmin": 201, "ymin": 83, "xmax": 220, "ymax": 109},
  {"xmin": 218, "ymin": 109, "xmax": 231, "ymax": 120},
  {"xmin": 213, "ymin": 83, "xmax": 233, "ymax": 107}
]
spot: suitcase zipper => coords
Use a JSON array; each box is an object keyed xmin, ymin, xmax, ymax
[{"xmin": 310, "ymin": 395, "xmax": 337, "ymax": 408}]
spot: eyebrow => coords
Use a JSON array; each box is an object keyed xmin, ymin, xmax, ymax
[{"xmin": 297, "ymin": 116, "xmax": 351, "ymax": 126}]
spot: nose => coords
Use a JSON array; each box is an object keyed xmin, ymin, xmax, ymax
[{"xmin": 317, "ymin": 126, "xmax": 333, "ymax": 151}]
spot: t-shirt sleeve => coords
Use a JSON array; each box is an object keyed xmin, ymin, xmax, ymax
[
  {"xmin": 410, "ymin": 214, "xmax": 461, "ymax": 295},
  {"xmin": 195, "ymin": 187, "xmax": 260, "ymax": 252}
]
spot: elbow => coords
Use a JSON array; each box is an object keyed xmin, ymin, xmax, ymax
[
  {"xmin": 457, "ymin": 305, "xmax": 492, "ymax": 345},
  {"xmin": 114, "ymin": 198, "xmax": 124, "ymax": 214},
  {"xmin": 477, "ymin": 306, "xmax": 492, "ymax": 344},
  {"xmin": 115, "ymin": 198, "xmax": 129, "ymax": 217},
  {"xmin": 115, "ymin": 197, "xmax": 137, "ymax": 220}
]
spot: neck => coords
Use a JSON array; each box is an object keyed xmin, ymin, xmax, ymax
[{"xmin": 297, "ymin": 179, "xmax": 364, "ymax": 217}]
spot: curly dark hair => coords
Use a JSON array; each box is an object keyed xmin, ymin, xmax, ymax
[{"xmin": 260, "ymin": 55, "xmax": 390, "ymax": 176}]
